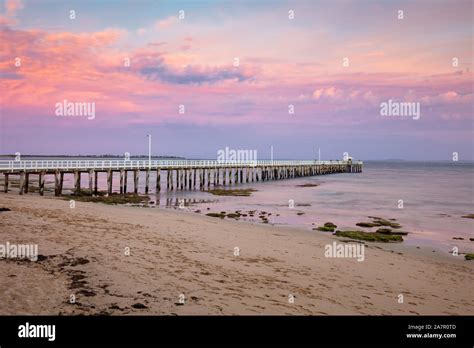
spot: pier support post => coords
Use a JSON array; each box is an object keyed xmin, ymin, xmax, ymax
[
  {"xmin": 3, "ymin": 174, "xmax": 8, "ymax": 193},
  {"xmin": 145, "ymin": 169, "xmax": 150, "ymax": 194},
  {"xmin": 120, "ymin": 170, "xmax": 124, "ymax": 194},
  {"xmin": 39, "ymin": 172, "xmax": 45, "ymax": 196},
  {"xmin": 74, "ymin": 171, "xmax": 81, "ymax": 195},
  {"xmin": 207, "ymin": 169, "xmax": 211, "ymax": 189},
  {"xmin": 172, "ymin": 169, "xmax": 175, "ymax": 190},
  {"xmin": 54, "ymin": 171, "xmax": 60, "ymax": 196},
  {"xmin": 89, "ymin": 170, "xmax": 94, "ymax": 195},
  {"xmin": 107, "ymin": 170, "xmax": 113, "ymax": 195},
  {"xmin": 24, "ymin": 173, "xmax": 29, "ymax": 194},
  {"xmin": 59, "ymin": 172, "xmax": 64, "ymax": 194},
  {"xmin": 133, "ymin": 170, "xmax": 139, "ymax": 194},
  {"xmin": 94, "ymin": 171, "xmax": 99, "ymax": 195},
  {"xmin": 19, "ymin": 172, "xmax": 25, "ymax": 195},
  {"xmin": 156, "ymin": 169, "xmax": 161, "ymax": 193}
]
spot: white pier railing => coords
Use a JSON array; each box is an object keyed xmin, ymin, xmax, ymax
[{"xmin": 0, "ymin": 159, "xmax": 362, "ymax": 172}]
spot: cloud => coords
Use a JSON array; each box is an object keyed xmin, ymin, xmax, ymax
[
  {"xmin": 421, "ymin": 91, "xmax": 474, "ymax": 106},
  {"xmin": 0, "ymin": 0, "xmax": 24, "ymax": 25},
  {"xmin": 154, "ymin": 16, "xmax": 178, "ymax": 30},
  {"xmin": 5, "ymin": 0, "xmax": 24, "ymax": 15},
  {"xmin": 312, "ymin": 87, "xmax": 342, "ymax": 99},
  {"xmin": 131, "ymin": 50, "xmax": 256, "ymax": 85},
  {"xmin": 140, "ymin": 64, "xmax": 254, "ymax": 85}
]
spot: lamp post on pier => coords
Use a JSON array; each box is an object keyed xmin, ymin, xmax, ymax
[{"xmin": 147, "ymin": 134, "xmax": 152, "ymax": 168}]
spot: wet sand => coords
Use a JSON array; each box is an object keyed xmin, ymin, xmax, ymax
[{"xmin": 0, "ymin": 193, "xmax": 473, "ymax": 315}]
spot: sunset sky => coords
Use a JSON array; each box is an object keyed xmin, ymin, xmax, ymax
[{"xmin": 0, "ymin": 0, "xmax": 472, "ymax": 160}]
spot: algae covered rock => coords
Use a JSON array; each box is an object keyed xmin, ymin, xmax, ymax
[{"xmin": 334, "ymin": 230, "xmax": 403, "ymax": 243}]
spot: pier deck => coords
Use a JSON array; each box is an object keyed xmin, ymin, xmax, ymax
[{"xmin": 0, "ymin": 159, "xmax": 362, "ymax": 196}]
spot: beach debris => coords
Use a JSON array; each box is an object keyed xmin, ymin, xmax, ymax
[
  {"xmin": 334, "ymin": 230, "xmax": 403, "ymax": 242},
  {"xmin": 461, "ymin": 214, "xmax": 474, "ymax": 219},
  {"xmin": 296, "ymin": 212, "xmax": 305, "ymax": 216},
  {"xmin": 465, "ymin": 254, "xmax": 474, "ymax": 261},
  {"xmin": 452, "ymin": 237, "xmax": 464, "ymax": 240},
  {"xmin": 132, "ymin": 303, "xmax": 148, "ymax": 309},
  {"xmin": 0, "ymin": 207, "xmax": 11, "ymax": 212}
]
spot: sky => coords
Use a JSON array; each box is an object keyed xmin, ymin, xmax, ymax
[{"xmin": 0, "ymin": 0, "xmax": 472, "ymax": 160}]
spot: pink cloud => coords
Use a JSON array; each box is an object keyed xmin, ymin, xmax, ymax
[{"xmin": 154, "ymin": 16, "xmax": 178, "ymax": 30}]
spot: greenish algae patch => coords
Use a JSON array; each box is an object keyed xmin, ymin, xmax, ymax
[{"xmin": 335, "ymin": 230, "xmax": 403, "ymax": 243}]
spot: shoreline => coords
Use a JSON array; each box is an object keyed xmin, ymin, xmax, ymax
[
  {"xmin": 1, "ymin": 169, "xmax": 472, "ymax": 254},
  {"xmin": 0, "ymin": 193, "xmax": 473, "ymax": 315}
]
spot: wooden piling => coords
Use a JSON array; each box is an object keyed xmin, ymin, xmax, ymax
[
  {"xmin": 59, "ymin": 172, "xmax": 64, "ymax": 194},
  {"xmin": 107, "ymin": 170, "xmax": 113, "ymax": 195},
  {"xmin": 94, "ymin": 171, "xmax": 99, "ymax": 194},
  {"xmin": 4, "ymin": 173, "xmax": 8, "ymax": 193},
  {"xmin": 39, "ymin": 172, "xmax": 45, "ymax": 196},
  {"xmin": 124, "ymin": 171, "xmax": 128, "ymax": 194},
  {"xmin": 171, "ymin": 170, "xmax": 175, "ymax": 191},
  {"xmin": 19, "ymin": 172, "xmax": 25, "ymax": 195},
  {"xmin": 24, "ymin": 173, "xmax": 29, "ymax": 194},
  {"xmin": 207, "ymin": 169, "xmax": 210, "ymax": 189},
  {"xmin": 145, "ymin": 169, "xmax": 150, "ymax": 194},
  {"xmin": 89, "ymin": 170, "xmax": 94, "ymax": 195},
  {"xmin": 133, "ymin": 170, "xmax": 139, "ymax": 194},
  {"xmin": 120, "ymin": 170, "xmax": 124, "ymax": 194},
  {"xmin": 156, "ymin": 169, "xmax": 161, "ymax": 192},
  {"xmin": 54, "ymin": 171, "xmax": 60, "ymax": 196},
  {"xmin": 74, "ymin": 171, "xmax": 81, "ymax": 195}
]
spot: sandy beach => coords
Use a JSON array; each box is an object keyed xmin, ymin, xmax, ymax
[{"xmin": 0, "ymin": 193, "xmax": 472, "ymax": 315}]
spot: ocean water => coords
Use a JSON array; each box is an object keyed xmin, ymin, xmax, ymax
[{"xmin": 2, "ymin": 159, "xmax": 473, "ymax": 252}]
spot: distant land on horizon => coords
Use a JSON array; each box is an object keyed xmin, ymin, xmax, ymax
[{"xmin": 0, "ymin": 154, "xmax": 186, "ymax": 159}]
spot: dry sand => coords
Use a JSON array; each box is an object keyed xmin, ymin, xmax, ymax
[{"xmin": 0, "ymin": 193, "xmax": 472, "ymax": 315}]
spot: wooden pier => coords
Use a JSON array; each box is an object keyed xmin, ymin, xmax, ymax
[{"xmin": 0, "ymin": 159, "xmax": 362, "ymax": 196}]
